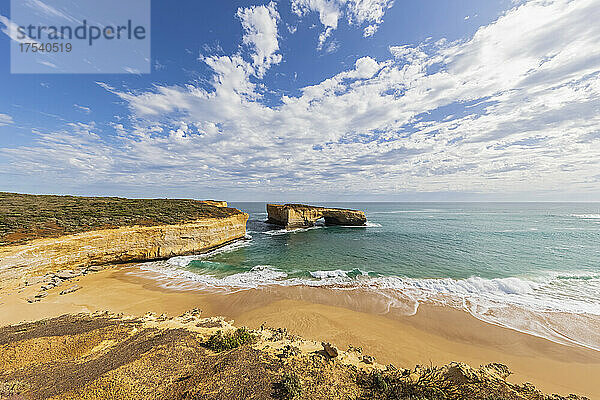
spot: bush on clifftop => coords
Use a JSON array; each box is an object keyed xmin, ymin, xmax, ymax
[{"xmin": 205, "ymin": 327, "xmax": 257, "ymax": 352}]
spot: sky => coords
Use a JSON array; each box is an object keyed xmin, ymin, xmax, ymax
[{"xmin": 1, "ymin": 0, "xmax": 600, "ymax": 202}]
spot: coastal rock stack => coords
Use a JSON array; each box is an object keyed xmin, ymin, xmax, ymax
[{"xmin": 266, "ymin": 204, "xmax": 367, "ymax": 229}]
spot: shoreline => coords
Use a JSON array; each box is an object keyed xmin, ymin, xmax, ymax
[{"xmin": 1, "ymin": 264, "xmax": 598, "ymax": 398}]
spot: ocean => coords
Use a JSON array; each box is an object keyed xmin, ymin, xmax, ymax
[{"xmin": 136, "ymin": 202, "xmax": 600, "ymax": 351}]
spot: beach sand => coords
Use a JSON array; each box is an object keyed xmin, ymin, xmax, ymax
[{"xmin": 1, "ymin": 265, "xmax": 599, "ymax": 398}]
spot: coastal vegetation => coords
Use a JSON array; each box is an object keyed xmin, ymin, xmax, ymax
[
  {"xmin": 0, "ymin": 312, "xmax": 587, "ymax": 400},
  {"xmin": 0, "ymin": 192, "xmax": 236, "ymax": 246},
  {"xmin": 206, "ymin": 327, "xmax": 258, "ymax": 352}
]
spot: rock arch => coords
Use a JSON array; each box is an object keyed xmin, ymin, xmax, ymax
[{"xmin": 266, "ymin": 204, "xmax": 367, "ymax": 229}]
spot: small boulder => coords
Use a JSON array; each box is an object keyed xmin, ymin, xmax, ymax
[
  {"xmin": 321, "ymin": 342, "xmax": 338, "ymax": 358},
  {"xmin": 361, "ymin": 355, "xmax": 375, "ymax": 364},
  {"xmin": 443, "ymin": 362, "xmax": 480, "ymax": 384}
]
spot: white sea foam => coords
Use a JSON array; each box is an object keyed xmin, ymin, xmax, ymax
[
  {"xmin": 309, "ymin": 269, "xmax": 355, "ymax": 278},
  {"xmin": 264, "ymin": 222, "xmax": 381, "ymax": 233},
  {"xmin": 133, "ymin": 235, "xmax": 600, "ymax": 352},
  {"xmin": 339, "ymin": 221, "xmax": 382, "ymax": 228},
  {"xmin": 166, "ymin": 239, "xmax": 251, "ymax": 268},
  {"xmin": 365, "ymin": 274, "xmax": 600, "ymax": 316},
  {"xmin": 358, "ymin": 273, "xmax": 600, "ymax": 350},
  {"xmin": 262, "ymin": 226, "xmax": 324, "ymax": 235},
  {"xmin": 571, "ymin": 214, "xmax": 600, "ymax": 219},
  {"xmin": 136, "ymin": 263, "xmax": 288, "ymax": 292},
  {"xmin": 366, "ymin": 222, "xmax": 382, "ymax": 227},
  {"xmin": 140, "ymin": 259, "xmax": 600, "ymax": 318}
]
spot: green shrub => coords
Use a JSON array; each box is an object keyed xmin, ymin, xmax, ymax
[
  {"xmin": 279, "ymin": 372, "xmax": 302, "ymax": 399},
  {"xmin": 205, "ymin": 327, "xmax": 257, "ymax": 352}
]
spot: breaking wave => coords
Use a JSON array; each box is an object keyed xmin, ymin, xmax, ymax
[
  {"xmin": 571, "ymin": 214, "xmax": 600, "ymax": 219},
  {"xmin": 133, "ymin": 256, "xmax": 600, "ymax": 351}
]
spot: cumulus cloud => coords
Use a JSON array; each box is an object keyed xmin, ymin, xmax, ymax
[
  {"xmin": 292, "ymin": 0, "xmax": 342, "ymax": 29},
  {"xmin": 292, "ymin": 0, "xmax": 394, "ymax": 48},
  {"xmin": 237, "ymin": 2, "xmax": 282, "ymax": 78},
  {"xmin": 363, "ymin": 24, "xmax": 378, "ymax": 37},
  {"xmin": 3, "ymin": 0, "xmax": 600, "ymax": 198}
]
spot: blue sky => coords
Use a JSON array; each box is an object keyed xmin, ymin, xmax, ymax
[{"xmin": 1, "ymin": 0, "xmax": 600, "ymax": 201}]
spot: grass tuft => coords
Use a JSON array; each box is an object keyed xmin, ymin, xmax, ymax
[
  {"xmin": 205, "ymin": 327, "xmax": 257, "ymax": 352},
  {"xmin": 279, "ymin": 372, "xmax": 302, "ymax": 399}
]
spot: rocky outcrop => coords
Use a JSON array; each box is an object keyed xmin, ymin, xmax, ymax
[
  {"xmin": 267, "ymin": 204, "xmax": 367, "ymax": 229},
  {"xmin": 0, "ymin": 213, "xmax": 248, "ymax": 280},
  {"xmin": 202, "ymin": 200, "xmax": 228, "ymax": 207},
  {"xmin": 322, "ymin": 342, "xmax": 339, "ymax": 358}
]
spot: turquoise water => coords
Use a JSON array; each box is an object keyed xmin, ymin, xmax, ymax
[{"xmin": 137, "ymin": 203, "xmax": 600, "ymax": 350}]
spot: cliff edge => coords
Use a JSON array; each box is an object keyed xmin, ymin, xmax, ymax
[
  {"xmin": 267, "ymin": 203, "xmax": 367, "ymax": 229},
  {"xmin": 0, "ymin": 193, "xmax": 248, "ymax": 281}
]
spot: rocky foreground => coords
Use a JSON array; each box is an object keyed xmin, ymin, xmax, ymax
[{"xmin": 0, "ymin": 312, "xmax": 587, "ymax": 400}]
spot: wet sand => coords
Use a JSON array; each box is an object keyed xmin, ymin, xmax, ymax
[{"xmin": 1, "ymin": 265, "xmax": 599, "ymax": 398}]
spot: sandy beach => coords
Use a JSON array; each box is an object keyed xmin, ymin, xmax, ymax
[{"xmin": 1, "ymin": 264, "xmax": 598, "ymax": 398}]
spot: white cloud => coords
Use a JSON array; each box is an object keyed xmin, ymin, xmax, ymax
[
  {"xmin": 24, "ymin": 0, "xmax": 80, "ymax": 24},
  {"xmin": 317, "ymin": 26, "xmax": 334, "ymax": 50},
  {"xmin": 345, "ymin": 0, "xmax": 395, "ymax": 26},
  {"xmin": 350, "ymin": 56, "xmax": 381, "ymax": 78},
  {"xmin": 38, "ymin": 60, "xmax": 57, "ymax": 69},
  {"xmin": 292, "ymin": 0, "xmax": 341, "ymax": 29},
  {"xmin": 363, "ymin": 24, "xmax": 378, "ymax": 37},
  {"xmin": 74, "ymin": 104, "xmax": 91, "ymax": 114},
  {"xmin": 292, "ymin": 0, "xmax": 394, "ymax": 48},
  {"xmin": 3, "ymin": 0, "xmax": 600, "ymax": 198},
  {"xmin": 0, "ymin": 113, "xmax": 14, "ymax": 126},
  {"xmin": 0, "ymin": 14, "xmax": 38, "ymax": 44},
  {"xmin": 237, "ymin": 1, "xmax": 282, "ymax": 78}
]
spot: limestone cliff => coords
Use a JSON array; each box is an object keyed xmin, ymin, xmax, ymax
[
  {"xmin": 0, "ymin": 192, "xmax": 236, "ymax": 246},
  {"xmin": 0, "ymin": 213, "xmax": 248, "ymax": 280},
  {"xmin": 267, "ymin": 204, "xmax": 367, "ymax": 229},
  {"xmin": 0, "ymin": 193, "xmax": 248, "ymax": 281}
]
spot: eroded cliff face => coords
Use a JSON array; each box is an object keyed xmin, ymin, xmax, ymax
[
  {"xmin": 202, "ymin": 200, "xmax": 228, "ymax": 207},
  {"xmin": 0, "ymin": 213, "xmax": 248, "ymax": 281},
  {"xmin": 267, "ymin": 204, "xmax": 366, "ymax": 229}
]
